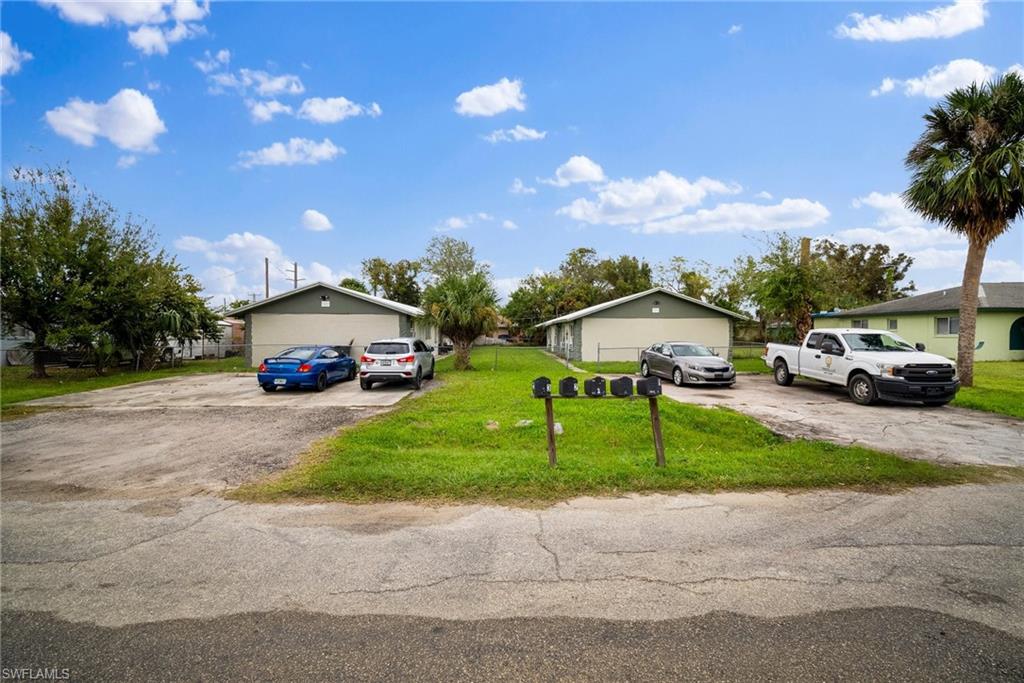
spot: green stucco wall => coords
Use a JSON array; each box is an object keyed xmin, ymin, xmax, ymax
[
  {"xmin": 589, "ymin": 292, "xmax": 721, "ymax": 319},
  {"xmin": 814, "ymin": 310, "xmax": 1024, "ymax": 361},
  {"xmin": 242, "ymin": 285, "xmax": 405, "ymax": 316}
]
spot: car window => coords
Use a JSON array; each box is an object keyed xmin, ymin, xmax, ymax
[
  {"xmin": 821, "ymin": 334, "xmax": 844, "ymax": 354},
  {"xmin": 842, "ymin": 332, "xmax": 914, "ymax": 352},
  {"xmin": 671, "ymin": 344, "xmax": 713, "ymax": 357},
  {"xmin": 414, "ymin": 341, "xmax": 426, "ymax": 352},
  {"xmin": 367, "ymin": 342, "xmax": 410, "ymax": 354},
  {"xmin": 319, "ymin": 348, "xmax": 339, "ymax": 358},
  {"xmin": 277, "ymin": 347, "xmax": 317, "ymax": 360},
  {"xmin": 806, "ymin": 332, "xmax": 822, "ymax": 350}
]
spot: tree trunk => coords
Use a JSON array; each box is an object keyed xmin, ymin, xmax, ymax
[
  {"xmin": 453, "ymin": 340, "xmax": 473, "ymax": 370},
  {"xmin": 956, "ymin": 237, "xmax": 988, "ymax": 388},
  {"xmin": 30, "ymin": 331, "xmax": 48, "ymax": 379}
]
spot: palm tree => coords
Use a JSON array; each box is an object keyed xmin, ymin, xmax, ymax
[
  {"xmin": 903, "ymin": 72, "xmax": 1024, "ymax": 386},
  {"xmin": 421, "ymin": 271, "xmax": 498, "ymax": 370}
]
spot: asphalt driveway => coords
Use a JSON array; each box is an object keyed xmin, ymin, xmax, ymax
[{"xmin": 661, "ymin": 374, "xmax": 1024, "ymax": 467}]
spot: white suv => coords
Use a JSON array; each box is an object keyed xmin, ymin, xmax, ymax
[{"xmin": 359, "ymin": 337, "xmax": 436, "ymax": 390}]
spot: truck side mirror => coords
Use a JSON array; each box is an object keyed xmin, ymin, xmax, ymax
[
  {"xmin": 915, "ymin": 343, "xmax": 925, "ymax": 352},
  {"xmin": 820, "ymin": 340, "xmax": 835, "ymax": 354}
]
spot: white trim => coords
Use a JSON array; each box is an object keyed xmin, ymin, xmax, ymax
[
  {"xmin": 227, "ymin": 281, "xmax": 425, "ymax": 318},
  {"xmin": 537, "ymin": 287, "xmax": 746, "ymax": 327}
]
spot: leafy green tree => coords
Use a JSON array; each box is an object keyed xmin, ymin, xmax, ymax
[
  {"xmin": 903, "ymin": 72, "xmax": 1024, "ymax": 386},
  {"xmin": 814, "ymin": 240, "xmax": 915, "ymax": 310},
  {"xmin": 422, "ymin": 271, "xmax": 498, "ymax": 370},
  {"xmin": 338, "ymin": 277, "xmax": 369, "ymax": 293},
  {"xmin": 229, "ymin": 298, "xmax": 253, "ymax": 310},
  {"xmin": 657, "ymin": 257, "xmax": 713, "ymax": 299},
  {"xmin": 598, "ymin": 255, "xmax": 653, "ymax": 299},
  {"xmin": 361, "ymin": 257, "xmax": 422, "ymax": 305},
  {"xmin": 747, "ymin": 234, "xmax": 827, "ymax": 342},
  {"xmin": 422, "ymin": 236, "xmax": 486, "ymax": 280}
]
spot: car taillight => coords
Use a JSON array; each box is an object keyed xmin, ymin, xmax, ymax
[
  {"xmin": 360, "ymin": 355, "xmax": 372, "ymax": 363},
  {"xmin": 298, "ymin": 363, "xmax": 313, "ymax": 373},
  {"xmin": 398, "ymin": 355, "xmax": 415, "ymax": 364},
  {"xmin": 258, "ymin": 362, "xmax": 267, "ymax": 372}
]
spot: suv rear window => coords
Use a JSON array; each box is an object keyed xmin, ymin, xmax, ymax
[{"xmin": 367, "ymin": 342, "xmax": 410, "ymax": 354}]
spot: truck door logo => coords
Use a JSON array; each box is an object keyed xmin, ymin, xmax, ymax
[{"xmin": 825, "ymin": 356, "xmax": 833, "ymax": 368}]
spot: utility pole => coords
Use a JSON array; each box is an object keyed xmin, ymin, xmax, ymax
[
  {"xmin": 264, "ymin": 257, "xmax": 270, "ymax": 299},
  {"xmin": 292, "ymin": 261, "xmax": 299, "ymax": 289},
  {"xmin": 796, "ymin": 237, "xmax": 813, "ymax": 342}
]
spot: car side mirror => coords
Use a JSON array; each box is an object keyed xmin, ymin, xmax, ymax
[
  {"xmin": 915, "ymin": 343, "xmax": 926, "ymax": 352},
  {"xmin": 427, "ymin": 345, "xmax": 435, "ymax": 352}
]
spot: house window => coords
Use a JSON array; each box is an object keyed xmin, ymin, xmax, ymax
[
  {"xmin": 935, "ymin": 316, "xmax": 959, "ymax": 335},
  {"xmin": 852, "ymin": 319, "xmax": 869, "ymax": 329},
  {"xmin": 887, "ymin": 319, "xmax": 898, "ymax": 330}
]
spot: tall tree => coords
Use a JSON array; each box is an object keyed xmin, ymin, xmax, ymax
[
  {"xmin": 422, "ymin": 236, "xmax": 485, "ymax": 280},
  {"xmin": 747, "ymin": 234, "xmax": 827, "ymax": 342},
  {"xmin": 361, "ymin": 257, "xmax": 422, "ymax": 305},
  {"xmin": 657, "ymin": 257, "xmax": 713, "ymax": 299},
  {"xmin": 598, "ymin": 255, "xmax": 653, "ymax": 299},
  {"xmin": 903, "ymin": 73, "xmax": 1024, "ymax": 386},
  {"xmin": 815, "ymin": 240, "xmax": 915, "ymax": 310},
  {"xmin": 422, "ymin": 271, "xmax": 498, "ymax": 370}
]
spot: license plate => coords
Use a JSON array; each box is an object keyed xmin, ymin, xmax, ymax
[
  {"xmin": 715, "ymin": 373, "xmax": 723, "ymax": 379},
  {"xmin": 274, "ymin": 378, "xmax": 287, "ymax": 385},
  {"xmin": 380, "ymin": 360, "xmax": 392, "ymax": 366}
]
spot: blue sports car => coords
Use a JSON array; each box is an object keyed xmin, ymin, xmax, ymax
[{"xmin": 258, "ymin": 345, "xmax": 357, "ymax": 392}]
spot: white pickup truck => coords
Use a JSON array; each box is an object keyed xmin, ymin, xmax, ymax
[{"xmin": 763, "ymin": 328, "xmax": 960, "ymax": 406}]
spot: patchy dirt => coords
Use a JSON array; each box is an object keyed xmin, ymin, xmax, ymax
[{"xmin": 0, "ymin": 407, "xmax": 385, "ymax": 502}]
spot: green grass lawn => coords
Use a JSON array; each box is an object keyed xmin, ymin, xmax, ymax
[
  {"xmin": 575, "ymin": 357, "xmax": 769, "ymax": 375},
  {"xmin": 0, "ymin": 357, "xmax": 248, "ymax": 406},
  {"xmin": 953, "ymin": 361, "xmax": 1024, "ymax": 419},
  {"xmin": 235, "ymin": 347, "xmax": 973, "ymax": 505}
]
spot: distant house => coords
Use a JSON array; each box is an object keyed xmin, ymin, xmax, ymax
[
  {"xmin": 813, "ymin": 282, "xmax": 1024, "ymax": 362},
  {"xmin": 538, "ymin": 287, "xmax": 746, "ymax": 362},
  {"xmin": 228, "ymin": 282, "xmax": 437, "ymax": 366}
]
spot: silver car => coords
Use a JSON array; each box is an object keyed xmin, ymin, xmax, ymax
[
  {"xmin": 359, "ymin": 337, "xmax": 436, "ymax": 390},
  {"xmin": 640, "ymin": 341, "xmax": 736, "ymax": 387}
]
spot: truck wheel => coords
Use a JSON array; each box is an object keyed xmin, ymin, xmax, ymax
[
  {"xmin": 640, "ymin": 361, "xmax": 650, "ymax": 377},
  {"xmin": 773, "ymin": 360, "xmax": 794, "ymax": 386},
  {"xmin": 848, "ymin": 374, "xmax": 877, "ymax": 406}
]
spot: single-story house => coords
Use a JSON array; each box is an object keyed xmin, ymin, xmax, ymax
[
  {"xmin": 538, "ymin": 287, "xmax": 746, "ymax": 362},
  {"xmin": 228, "ymin": 282, "xmax": 437, "ymax": 367},
  {"xmin": 813, "ymin": 282, "xmax": 1024, "ymax": 362}
]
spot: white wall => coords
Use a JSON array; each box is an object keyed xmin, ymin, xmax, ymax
[
  {"xmin": 581, "ymin": 317, "xmax": 731, "ymax": 362},
  {"xmin": 249, "ymin": 313, "xmax": 400, "ymax": 365}
]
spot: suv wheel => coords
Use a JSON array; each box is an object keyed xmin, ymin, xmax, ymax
[
  {"xmin": 640, "ymin": 360, "xmax": 650, "ymax": 377},
  {"xmin": 848, "ymin": 374, "xmax": 877, "ymax": 406},
  {"xmin": 411, "ymin": 367, "xmax": 422, "ymax": 390},
  {"xmin": 360, "ymin": 378, "xmax": 372, "ymax": 391},
  {"xmin": 425, "ymin": 360, "xmax": 435, "ymax": 379},
  {"xmin": 773, "ymin": 360, "xmax": 794, "ymax": 386}
]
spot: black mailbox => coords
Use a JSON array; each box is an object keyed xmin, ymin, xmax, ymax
[
  {"xmin": 610, "ymin": 376, "xmax": 633, "ymax": 397},
  {"xmin": 636, "ymin": 376, "xmax": 662, "ymax": 397},
  {"xmin": 558, "ymin": 377, "xmax": 578, "ymax": 398},
  {"xmin": 584, "ymin": 376, "xmax": 606, "ymax": 398},
  {"xmin": 532, "ymin": 376, "xmax": 552, "ymax": 399}
]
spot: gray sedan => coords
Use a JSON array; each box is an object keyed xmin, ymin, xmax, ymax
[{"xmin": 639, "ymin": 342, "xmax": 736, "ymax": 387}]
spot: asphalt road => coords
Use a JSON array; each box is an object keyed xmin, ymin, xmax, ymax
[{"xmin": 4, "ymin": 608, "xmax": 1021, "ymax": 681}]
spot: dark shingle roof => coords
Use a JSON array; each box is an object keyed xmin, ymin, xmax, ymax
[{"xmin": 815, "ymin": 282, "xmax": 1024, "ymax": 318}]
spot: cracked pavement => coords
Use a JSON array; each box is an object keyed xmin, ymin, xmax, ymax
[{"xmin": 661, "ymin": 374, "xmax": 1024, "ymax": 466}]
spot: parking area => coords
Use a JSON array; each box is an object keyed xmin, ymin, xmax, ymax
[
  {"xmin": 24, "ymin": 372, "xmax": 413, "ymax": 409},
  {"xmin": 662, "ymin": 374, "xmax": 1024, "ymax": 467}
]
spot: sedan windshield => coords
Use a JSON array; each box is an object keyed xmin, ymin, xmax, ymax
[
  {"xmin": 671, "ymin": 344, "xmax": 714, "ymax": 357},
  {"xmin": 841, "ymin": 333, "xmax": 914, "ymax": 352},
  {"xmin": 276, "ymin": 347, "xmax": 317, "ymax": 360}
]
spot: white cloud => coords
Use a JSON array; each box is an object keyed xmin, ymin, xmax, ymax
[
  {"xmin": 638, "ymin": 198, "xmax": 831, "ymax": 235},
  {"xmin": 41, "ymin": 1, "xmax": 211, "ymax": 55},
  {"xmin": 541, "ymin": 155, "xmax": 606, "ymax": 187},
  {"xmin": 45, "ymin": 88, "xmax": 167, "ymax": 152},
  {"xmin": 193, "ymin": 48, "xmax": 230, "ymax": 74},
  {"xmin": 435, "ymin": 212, "xmax": 494, "ymax": 233},
  {"xmin": 246, "ymin": 99, "xmax": 292, "ymax": 123},
  {"xmin": 836, "ymin": 0, "xmax": 986, "ymax": 42},
  {"xmin": 983, "ymin": 259, "xmax": 1024, "ymax": 281},
  {"xmin": 297, "ymin": 96, "xmax": 382, "ymax": 123},
  {"xmin": 237, "ymin": 137, "xmax": 343, "ymax": 168},
  {"xmin": 209, "ymin": 68, "xmax": 305, "ymax": 97},
  {"xmin": 872, "ymin": 58, "xmax": 997, "ymax": 98},
  {"xmin": 850, "ymin": 191, "xmax": 923, "ymax": 227},
  {"xmin": 509, "ymin": 178, "xmax": 537, "ymax": 195},
  {"xmin": 1008, "ymin": 64, "xmax": 1024, "ymax": 79},
  {"xmin": 454, "ymin": 77, "xmax": 526, "ymax": 117},
  {"xmin": 502, "ymin": 220, "xmax": 519, "ymax": 231},
  {"xmin": 301, "ymin": 209, "xmax": 333, "ymax": 232},
  {"xmin": 1, "ymin": 31, "xmax": 33, "ymax": 76},
  {"xmin": 727, "ymin": 24, "xmax": 743, "ymax": 35},
  {"xmin": 116, "ymin": 154, "xmax": 138, "ymax": 169},
  {"xmin": 755, "ymin": 190, "xmax": 773, "ymax": 200},
  {"xmin": 484, "ymin": 124, "xmax": 547, "ymax": 143},
  {"xmin": 834, "ymin": 225, "xmax": 964, "ymax": 250},
  {"xmin": 559, "ymin": 172, "xmax": 741, "ymax": 226},
  {"xmin": 492, "ymin": 276, "xmax": 521, "ymax": 302}
]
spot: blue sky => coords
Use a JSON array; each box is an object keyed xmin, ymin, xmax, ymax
[{"xmin": 2, "ymin": 0, "xmax": 1022, "ymax": 305}]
